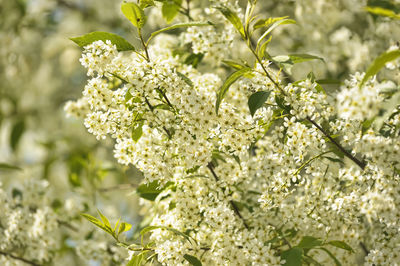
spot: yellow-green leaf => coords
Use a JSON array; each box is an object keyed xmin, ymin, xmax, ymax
[
  {"xmin": 70, "ymin": 31, "xmax": 135, "ymax": 51},
  {"xmin": 216, "ymin": 6, "xmax": 245, "ymax": 39},
  {"xmin": 360, "ymin": 49, "xmax": 400, "ymax": 88},
  {"xmin": 121, "ymin": 2, "xmax": 147, "ymax": 29},
  {"xmin": 216, "ymin": 67, "xmax": 253, "ymax": 114}
]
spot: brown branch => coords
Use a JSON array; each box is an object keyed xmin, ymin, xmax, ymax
[
  {"xmin": 207, "ymin": 163, "xmax": 249, "ymax": 229},
  {"xmin": 360, "ymin": 241, "xmax": 369, "ymax": 255},
  {"xmin": 307, "ymin": 117, "xmax": 366, "ymax": 170},
  {"xmin": 0, "ymin": 251, "xmax": 40, "ymax": 266},
  {"xmin": 247, "ymin": 33, "xmax": 367, "ymax": 170},
  {"xmin": 57, "ymin": 219, "xmax": 79, "ymax": 232}
]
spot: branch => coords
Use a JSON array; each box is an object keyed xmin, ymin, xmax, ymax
[
  {"xmin": 207, "ymin": 163, "xmax": 249, "ymax": 229},
  {"xmin": 57, "ymin": 219, "xmax": 79, "ymax": 232},
  {"xmin": 306, "ymin": 117, "xmax": 366, "ymax": 170},
  {"xmin": 247, "ymin": 33, "xmax": 367, "ymax": 170},
  {"xmin": 0, "ymin": 251, "xmax": 40, "ymax": 266}
]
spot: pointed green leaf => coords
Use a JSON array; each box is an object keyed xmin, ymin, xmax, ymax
[
  {"xmin": 365, "ymin": 6, "xmax": 400, "ymax": 19},
  {"xmin": 97, "ymin": 210, "xmax": 111, "ymax": 230},
  {"xmin": 373, "ymin": 90, "xmax": 400, "ymax": 130},
  {"xmin": 70, "ymin": 31, "xmax": 135, "ymax": 51},
  {"xmin": 216, "ymin": 6, "xmax": 245, "ymax": 38},
  {"xmin": 177, "ymin": 71, "xmax": 194, "ymax": 87},
  {"xmin": 281, "ymin": 247, "xmax": 303, "ymax": 266},
  {"xmin": 253, "ymin": 16, "xmax": 290, "ymax": 30},
  {"xmin": 132, "ymin": 120, "xmax": 144, "ymax": 142},
  {"xmin": 121, "ymin": 2, "xmax": 147, "ymax": 28},
  {"xmin": 222, "ymin": 60, "xmax": 247, "ymax": 70},
  {"xmin": 81, "ymin": 213, "xmax": 113, "ymax": 234},
  {"xmin": 216, "ymin": 67, "xmax": 253, "ymax": 114},
  {"xmin": 288, "ymin": 54, "xmax": 324, "ymax": 64},
  {"xmin": 257, "ymin": 35, "xmax": 272, "ymax": 59},
  {"xmin": 136, "ymin": 181, "xmax": 173, "ymax": 201},
  {"xmin": 360, "ymin": 49, "xmax": 400, "ymax": 87},
  {"xmin": 184, "ymin": 53, "xmax": 204, "ymax": 68},
  {"xmin": 327, "ymin": 241, "xmax": 354, "ymax": 252},
  {"xmin": 248, "ymin": 91, "xmax": 271, "ymax": 117},
  {"xmin": 257, "ymin": 18, "xmax": 296, "ymax": 50},
  {"xmin": 183, "ymin": 254, "xmax": 202, "ymax": 266},
  {"xmin": 147, "ymin": 21, "xmax": 213, "ymax": 44},
  {"xmin": 114, "ymin": 218, "xmax": 121, "ymax": 232},
  {"xmin": 118, "ymin": 222, "xmax": 132, "ymax": 236}
]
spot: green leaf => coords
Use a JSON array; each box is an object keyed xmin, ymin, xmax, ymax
[
  {"xmin": 97, "ymin": 210, "xmax": 112, "ymax": 230},
  {"xmin": 114, "ymin": 218, "xmax": 121, "ymax": 232},
  {"xmin": 257, "ymin": 35, "xmax": 272, "ymax": 59},
  {"xmin": 253, "ymin": 16, "xmax": 291, "ymax": 30},
  {"xmin": 297, "ymin": 236, "xmax": 322, "ymax": 250},
  {"xmin": 70, "ymin": 31, "xmax": 135, "ymax": 51},
  {"xmin": 139, "ymin": 0, "xmax": 155, "ymax": 9},
  {"xmin": 288, "ymin": 54, "xmax": 324, "ymax": 64},
  {"xmin": 360, "ymin": 49, "xmax": 400, "ymax": 88},
  {"xmin": 216, "ymin": 6, "xmax": 245, "ymax": 38},
  {"xmin": 176, "ymin": 71, "xmax": 194, "ymax": 87},
  {"xmin": 365, "ymin": 6, "xmax": 400, "ymax": 19},
  {"xmin": 222, "ymin": 59, "xmax": 247, "ymax": 70},
  {"xmin": 121, "ymin": 2, "xmax": 147, "ymax": 29},
  {"xmin": 0, "ymin": 163, "xmax": 22, "ymax": 171},
  {"xmin": 162, "ymin": 0, "xmax": 182, "ymax": 23},
  {"xmin": 216, "ymin": 67, "xmax": 253, "ymax": 114},
  {"xmin": 318, "ymin": 248, "xmax": 342, "ymax": 266},
  {"xmin": 184, "ymin": 53, "xmax": 204, "ymax": 68},
  {"xmin": 127, "ymin": 252, "xmax": 144, "ymax": 266},
  {"xmin": 136, "ymin": 180, "xmax": 173, "ymax": 201},
  {"xmin": 327, "ymin": 241, "xmax": 354, "ymax": 252},
  {"xmin": 10, "ymin": 119, "xmax": 25, "ymax": 151},
  {"xmin": 272, "ymin": 54, "xmax": 324, "ymax": 74},
  {"xmin": 118, "ymin": 222, "xmax": 132, "ymax": 235},
  {"xmin": 183, "ymin": 254, "xmax": 202, "ymax": 266},
  {"xmin": 248, "ymin": 91, "xmax": 271, "ymax": 117},
  {"xmin": 147, "ymin": 21, "xmax": 213, "ymax": 44},
  {"xmin": 373, "ymin": 91, "xmax": 400, "ymax": 130},
  {"xmin": 81, "ymin": 213, "xmax": 113, "ymax": 234},
  {"xmin": 132, "ymin": 120, "xmax": 144, "ymax": 142},
  {"xmin": 257, "ymin": 18, "xmax": 296, "ymax": 52},
  {"xmin": 281, "ymin": 247, "xmax": 303, "ymax": 266}
]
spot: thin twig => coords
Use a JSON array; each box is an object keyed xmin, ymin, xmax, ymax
[
  {"xmin": 247, "ymin": 32, "xmax": 367, "ymax": 170},
  {"xmin": 57, "ymin": 219, "xmax": 79, "ymax": 232},
  {"xmin": 360, "ymin": 241, "xmax": 369, "ymax": 255},
  {"xmin": 307, "ymin": 117, "xmax": 366, "ymax": 170},
  {"xmin": 207, "ymin": 163, "xmax": 249, "ymax": 229},
  {"xmin": 0, "ymin": 251, "xmax": 40, "ymax": 266},
  {"xmin": 138, "ymin": 29, "xmax": 150, "ymax": 62}
]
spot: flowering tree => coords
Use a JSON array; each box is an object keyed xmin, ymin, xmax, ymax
[
  {"xmin": 65, "ymin": 0, "xmax": 400, "ymax": 265},
  {"xmin": 2, "ymin": 0, "xmax": 399, "ymax": 265}
]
